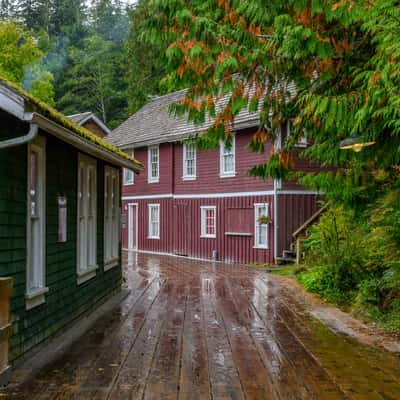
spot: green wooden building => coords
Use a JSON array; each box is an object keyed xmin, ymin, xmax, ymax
[{"xmin": 0, "ymin": 79, "xmax": 142, "ymax": 381}]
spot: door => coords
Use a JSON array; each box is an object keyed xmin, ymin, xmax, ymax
[
  {"xmin": 174, "ymin": 202, "xmax": 189, "ymax": 256},
  {"xmin": 128, "ymin": 204, "xmax": 138, "ymax": 250}
]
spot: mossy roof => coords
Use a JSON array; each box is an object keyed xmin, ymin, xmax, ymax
[{"xmin": 0, "ymin": 77, "xmax": 143, "ymax": 169}]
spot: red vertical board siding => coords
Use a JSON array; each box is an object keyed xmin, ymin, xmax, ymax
[
  {"xmin": 174, "ymin": 128, "xmax": 274, "ymax": 194},
  {"xmin": 277, "ymin": 194, "xmax": 321, "ymax": 256},
  {"xmin": 122, "ymin": 195, "xmax": 274, "ymax": 264}
]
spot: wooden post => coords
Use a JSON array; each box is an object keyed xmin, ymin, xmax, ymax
[
  {"xmin": 0, "ymin": 277, "xmax": 13, "ymax": 385},
  {"xmin": 296, "ymin": 237, "xmax": 301, "ymax": 265}
]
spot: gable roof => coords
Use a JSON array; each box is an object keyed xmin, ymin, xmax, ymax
[
  {"xmin": 68, "ymin": 112, "xmax": 112, "ymax": 136},
  {"xmin": 0, "ymin": 78, "xmax": 143, "ymax": 172},
  {"xmin": 107, "ymin": 88, "xmax": 262, "ymax": 149}
]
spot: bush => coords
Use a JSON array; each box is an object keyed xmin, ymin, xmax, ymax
[{"xmin": 298, "ymin": 194, "xmax": 400, "ymax": 328}]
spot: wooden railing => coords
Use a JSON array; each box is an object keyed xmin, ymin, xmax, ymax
[
  {"xmin": 0, "ymin": 277, "xmax": 12, "ymax": 385},
  {"xmin": 292, "ymin": 205, "xmax": 328, "ymax": 264}
]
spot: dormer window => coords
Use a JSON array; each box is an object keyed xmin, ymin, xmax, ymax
[
  {"xmin": 220, "ymin": 137, "xmax": 236, "ymax": 178},
  {"xmin": 148, "ymin": 145, "xmax": 159, "ymax": 183}
]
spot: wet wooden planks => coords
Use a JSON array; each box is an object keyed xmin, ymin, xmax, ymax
[{"xmin": 2, "ymin": 252, "xmax": 400, "ymax": 400}]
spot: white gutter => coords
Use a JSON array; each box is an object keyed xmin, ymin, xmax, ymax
[
  {"xmin": 31, "ymin": 113, "xmax": 143, "ymax": 172},
  {"xmin": 0, "ymin": 123, "xmax": 38, "ymax": 149}
]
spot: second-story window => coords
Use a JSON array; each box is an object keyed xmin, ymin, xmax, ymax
[
  {"xmin": 123, "ymin": 150, "xmax": 135, "ymax": 185},
  {"xmin": 183, "ymin": 142, "xmax": 196, "ymax": 180},
  {"xmin": 220, "ymin": 137, "xmax": 236, "ymax": 177},
  {"xmin": 148, "ymin": 145, "xmax": 159, "ymax": 183}
]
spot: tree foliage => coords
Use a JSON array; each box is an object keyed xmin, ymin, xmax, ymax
[
  {"xmin": 146, "ymin": 0, "xmax": 400, "ymax": 206},
  {"xmin": 0, "ymin": 20, "xmax": 55, "ymax": 104}
]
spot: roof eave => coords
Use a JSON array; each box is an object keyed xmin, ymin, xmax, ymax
[
  {"xmin": 32, "ymin": 113, "xmax": 143, "ymax": 172},
  {"xmin": 118, "ymin": 118, "xmax": 261, "ymax": 150}
]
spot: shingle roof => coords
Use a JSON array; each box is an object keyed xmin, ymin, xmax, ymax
[{"xmin": 107, "ymin": 88, "xmax": 263, "ymax": 149}]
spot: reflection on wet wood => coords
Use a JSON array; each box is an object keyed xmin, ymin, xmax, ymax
[{"xmin": 2, "ymin": 252, "xmax": 400, "ymax": 400}]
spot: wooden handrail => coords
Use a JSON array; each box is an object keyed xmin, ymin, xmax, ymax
[{"xmin": 292, "ymin": 204, "xmax": 328, "ymax": 239}]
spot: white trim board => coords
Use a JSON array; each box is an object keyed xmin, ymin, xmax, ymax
[{"xmin": 122, "ymin": 190, "xmax": 320, "ymax": 201}]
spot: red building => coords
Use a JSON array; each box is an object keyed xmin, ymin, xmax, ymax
[{"xmin": 107, "ymin": 90, "xmax": 320, "ymax": 264}]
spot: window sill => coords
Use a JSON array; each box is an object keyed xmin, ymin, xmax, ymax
[
  {"xmin": 25, "ymin": 287, "xmax": 49, "ymax": 310},
  {"xmin": 225, "ymin": 232, "xmax": 252, "ymax": 237},
  {"xmin": 182, "ymin": 176, "xmax": 196, "ymax": 181},
  {"xmin": 200, "ymin": 235, "xmax": 216, "ymax": 239},
  {"xmin": 148, "ymin": 179, "xmax": 159, "ymax": 184},
  {"xmin": 148, "ymin": 236, "xmax": 160, "ymax": 240},
  {"xmin": 104, "ymin": 258, "xmax": 119, "ymax": 271},
  {"xmin": 123, "ymin": 182, "xmax": 134, "ymax": 186},
  {"xmin": 77, "ymin": 265, "xmax": 98, "ymax": 285},
  {"xmin": 220, "ymin": 173, "xmax": 236, "ymax": 178},
  {"xmin": 253, "ymin": 245, "xmax": 269, "ymax": 250}
]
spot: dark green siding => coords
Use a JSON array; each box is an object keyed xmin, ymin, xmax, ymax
[{"xmin": 0, "ymin": 115, "xmax": 122, "ymax": 363}]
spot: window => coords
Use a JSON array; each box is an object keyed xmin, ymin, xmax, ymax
[
  {"xmin": 26, "ymin": 136, "xmax": 48, "ymax": 309},
  {"xmin": 123, "ymin": 151, "xmax": 135, "ymax": 185},
  {"xmin": 77, "ymin": 154, "xmax": 97, "ymax": 284},
  {"xmin": 148, "ymin": 146, "xmax": 159, "ymax": 183},
  {"xmin": 286, "ymin": 121, "xmax": 307, "ymax": 147},
  {"xmin": 201, "ymin": 206, "xmax": 217, "ymax": 238},
  {"xmin": 183, "ymin": 142, "xmax": 196, "ymax": 179},
  {"xmin": 104, "ymin": 166, "xmax": 120, "ymax": 270},
  {"xmin": 148, "ymin": 204, "xmax": 160, "ymax": 239},
  {"xmin": 220, "ymin": 137, "xmax": 236, "ymax": 177},
  {"xmin": 254, "ymin": 203, "xmax": 269, "ymax": 249}
]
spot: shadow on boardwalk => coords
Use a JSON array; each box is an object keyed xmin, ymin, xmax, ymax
[{"xmin": 2, "ymin": 252, "xmax": 400, "ymax": 400}]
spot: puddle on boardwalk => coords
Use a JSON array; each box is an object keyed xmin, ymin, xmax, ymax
[{"xmin": 1, "ymin": 252, "xmax": 399, "ymax": 400}]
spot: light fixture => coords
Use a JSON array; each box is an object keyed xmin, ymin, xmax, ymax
[{"xmin": 339, "ymin": 132, "xmax": 375, "ymax": 152}]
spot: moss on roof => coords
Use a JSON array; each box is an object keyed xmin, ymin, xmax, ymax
[{"xmin": 0, "ymin": 77, "xmax": 143, "ymax": 169}]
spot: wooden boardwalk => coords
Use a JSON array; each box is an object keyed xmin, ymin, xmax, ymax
[{"xmin": 2, "ymin": 252, "xmax": 400, "ymax": 400}]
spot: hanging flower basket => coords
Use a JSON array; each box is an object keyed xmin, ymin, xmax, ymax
[{"xmin": 258, "ymin": 214, "xmax": 270, "ymax": 225}]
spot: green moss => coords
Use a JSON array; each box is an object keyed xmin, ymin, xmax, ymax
[{"xmin": 0, "ymin": 77, "xmax": 143, "ymax": 169}]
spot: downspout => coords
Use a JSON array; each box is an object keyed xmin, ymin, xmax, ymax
[
  {"xmin": 273, "ymin": 125, "xmax": 283, "ymax": 262},
  {"xmin": 0, "ymin": 123, "xmax": 38, "ymax": 149}
]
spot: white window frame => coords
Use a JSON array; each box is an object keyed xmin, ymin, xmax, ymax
[
  {"xmin": 148, "ymin": 204, "xmax": 160, "ymax": 239},
  {"xmin": 104, "ymin": 166, "xmax": 120, "ymax": 271},
  {"xmin": 77, "ymin": 154, "xmax": 98, "ymax": 284},
  {"xmin": 200, "ymin": 206, "xmax": 217, "ymax": 238},
  {"xmin": 220, "ymin": 137, "xmax": 236, "ymax": 178},
  {"xmin": 286, "ymin": 120, "xmax": 308, "ymax": 148},
  {"xmin": 26, "ymin": 136, "xmax": 49, "ymax": 310},
  {"xmin": 183, "ymin": 141, "xmax": 197, "ymax": 180},
  {"xmin": 254, "ymin": 203, "xmax": 269, "ymax": 249},
  {"xmin": 123, "ymin": 150, "xmax": 135, "ymax": 185},
  {"xmin": 148, "ymin": 145, "xmax": 159, "ymax": 183}
]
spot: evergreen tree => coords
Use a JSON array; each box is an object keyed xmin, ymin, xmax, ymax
[
  {"xmin": 0, "ymin": 0, "xmax": 16, "ymax": 19},
  {"xmin": 57, "ymin": 35, "xmax": 126, "ymax": 127}
]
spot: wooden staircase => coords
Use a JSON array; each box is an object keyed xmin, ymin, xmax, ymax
[{"xmin": 276, "ymin": 205, "xmax": 327, "ymax": 265}]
